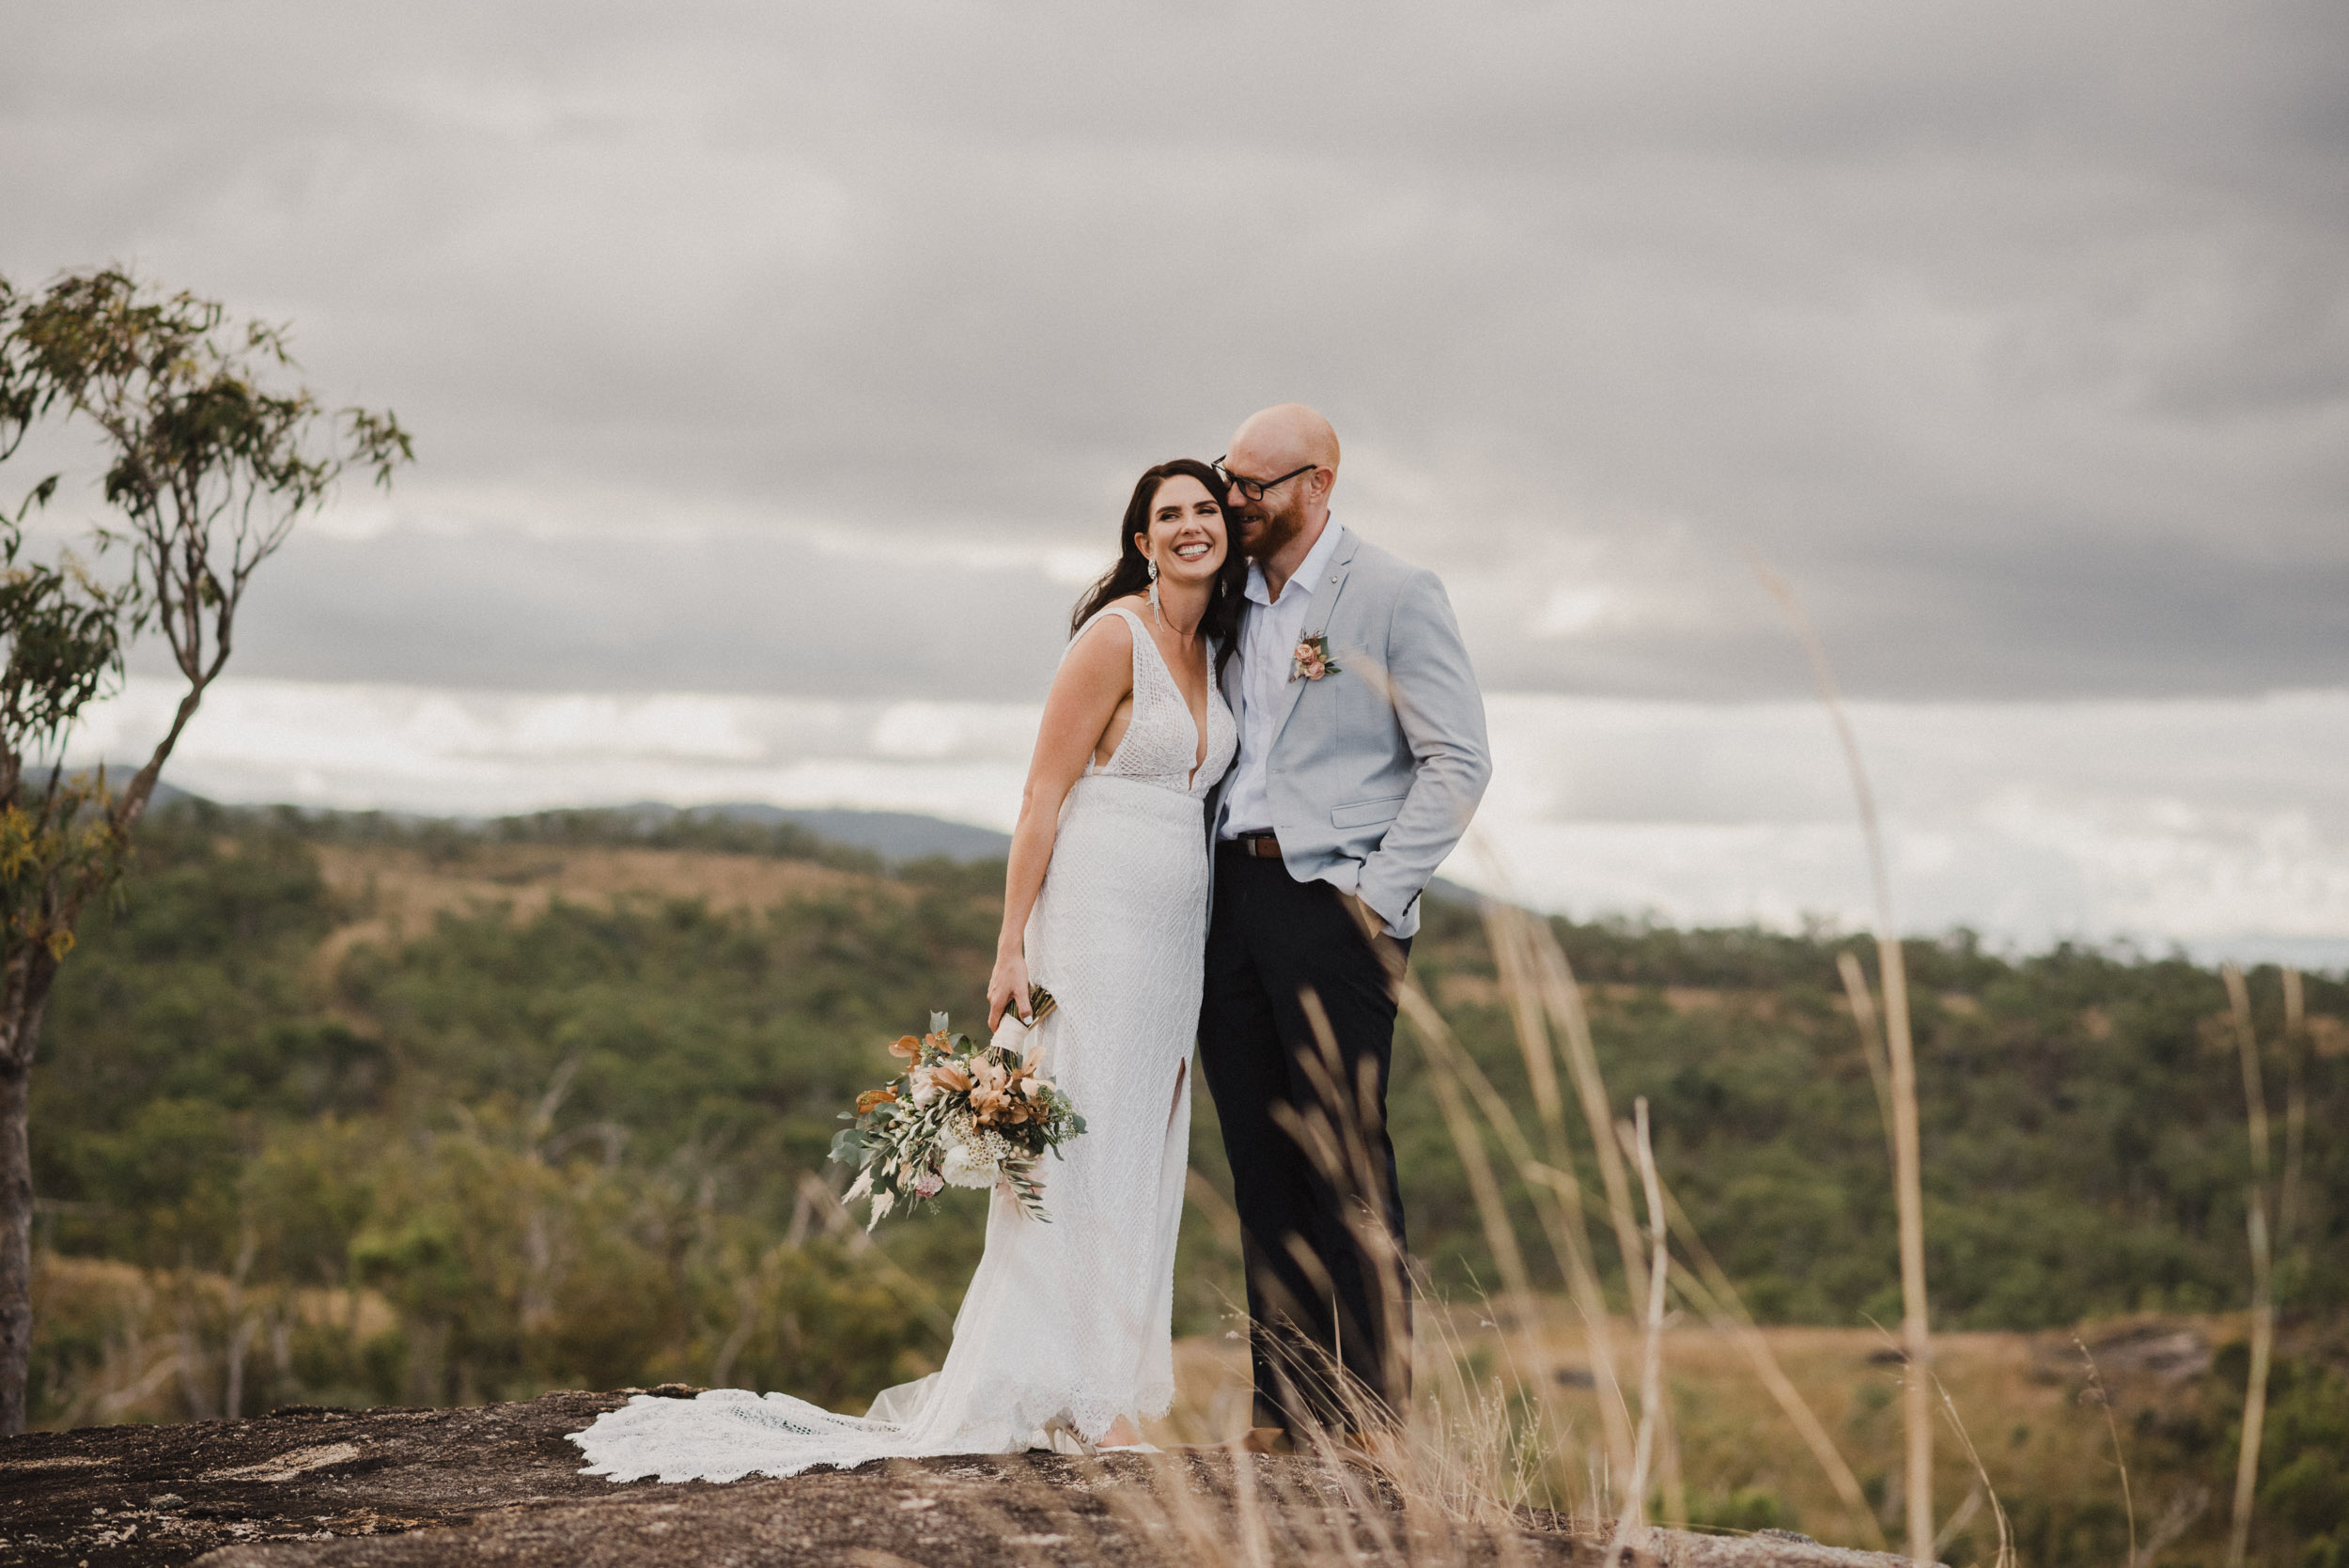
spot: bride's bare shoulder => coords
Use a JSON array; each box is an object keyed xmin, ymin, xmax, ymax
[
  {"xmin": 1072, "ymin": 598, "xmax": 1150, "ymax": 645},
  {"xmin": 1060, "ymin": 605, "xmax": 1135, "ymax": 684},
  {"xmin": 1097, "ymin": 592, "xmax": 1153, "ymax": 620}
]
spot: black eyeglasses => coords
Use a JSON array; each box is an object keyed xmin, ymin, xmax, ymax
[{"xmin": 1213, "ymin": 456, "xmax": 1319, "ymax": 503}]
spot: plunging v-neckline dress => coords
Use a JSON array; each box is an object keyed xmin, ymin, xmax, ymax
[{"xmin": 568, "ymin": 603, "xmax": 1237, "ymax": 1479}]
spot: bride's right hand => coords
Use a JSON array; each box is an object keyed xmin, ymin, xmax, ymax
[{"xmin": 987, "ymin": 946, "xmax": 1034, "ymax": 1032}]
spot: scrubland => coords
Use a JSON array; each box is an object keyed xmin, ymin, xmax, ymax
[{"xmin": 21, "ymin": 802, "xmax": 2345, "ymax": 1565}]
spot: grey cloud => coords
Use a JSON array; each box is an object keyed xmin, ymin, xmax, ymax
[
  {"xmin": 167, "ymin": 524, "xmax": 1081, "ymax": 700},
  {"xmin": 6, "ymin": 0, "xmax": 2346, "ymax": 701}
]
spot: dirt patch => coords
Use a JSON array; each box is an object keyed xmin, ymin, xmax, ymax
[
  {"xmin": 0, "ymin": 1391, "xmax": 1928, "ymax": 1568},
  {"xmin": 311, "ymin": 845, "xmax": 883, "ymax": 970}
]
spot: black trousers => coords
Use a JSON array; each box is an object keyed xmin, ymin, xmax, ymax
[{"xmin": 1197, "ymin": 845, "xmax": 1413, "ymax": 1435}]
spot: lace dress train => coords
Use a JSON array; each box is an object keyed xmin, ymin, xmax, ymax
[{"xmin": 568, "ymin": 605, "xmax": 1235, "ymax": 1482}]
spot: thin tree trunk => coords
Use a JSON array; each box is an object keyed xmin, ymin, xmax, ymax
[
  {"xmin": 0, "ymin": 1049, "xmax": 31, "ymax": 1434},
  {"xmin": 0, "ymin": 665, "xmax": 219, "ymax": 1433},
  {"xmin": 0, "ymin": 970, "xmax": 56, "ymax": 1437}
]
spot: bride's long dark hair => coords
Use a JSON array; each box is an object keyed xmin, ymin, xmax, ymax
[{"xmin": 1069, "ymin": 458, "xmax": 1249, "ymax": 680}]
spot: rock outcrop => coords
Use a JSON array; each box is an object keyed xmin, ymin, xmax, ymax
[{"xmin": 1, "ymin": 1391, "xmax": 1928, "ymax": 1568}]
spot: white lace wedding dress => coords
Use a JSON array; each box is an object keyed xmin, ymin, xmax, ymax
[{"xmin": 569, "ymin": 604, "xmax": 1237, "ymax": 1482}]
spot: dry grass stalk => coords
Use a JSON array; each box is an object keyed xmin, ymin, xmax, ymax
[
  {"xmin": 1929, "ymin": 1371, "xmax": 2016, "ymax": 1568},
  {"xmin": 1752, "ymin": 558, "xmax": 1934, "ymax": 1562},
  {"xmin": 1388, "ymin": 1003, "xmax": 1606, "ymax": 1510},
  {"xmin": 2221, "ymin": 963, "xmax": 2274, "ymax": 1568},
  {"xmin": 1513, "ymin": 1147, "xmax": 1635, "ymax": 1487},
  {"xmin": 1408, "ymin": 1285, "xmax": 1572, "ymax": 1522},
  {"xmin": 1271, "ymin": 984, "xmax": 1601, "ymax": 1544},
  {"xmin": 2076, "ymin": 1336, "xmax": 2139, "ymax": 1567},
  {"xmin": 1417, "ymin": 905, "xmax": 1635, "ymax": 1482},
  {"xmin": 1455, "ymin": 889, "xmax": 1893, "ymax": 1539},
  {"xmin": 1835, "ymin": 949, "xmax": 1896, "ymax": 1143},
  {"xmin": 1405, "ymin": 997, "xmax": 1548, "ymax": 1389},
  {"xmin": 1298, "ymin": 910, "xmax": 1656, "ymax": 1529},
  {"xmin": 1651, "ymin": 1187, "xmax": 1886, "ymax": 1548},
  {"xmin": 1284, "ymin": 977, "xmax": 1548, "ymax": 1524},
  {"xmin": 1288, "ymin": 986, "xmax": 1420, "ymax": 1416},
  {"xmin": 1933, "ymin": 1483, "xmax": 1984, "ymax": 1559},
  {"xmin": 1524, "ymin": 923, "xmax": 1648, "ymax": 1304},
  {"xmin": 1608, "ymin": 1099, "xmax": 1672, "ymax": 1564},
  {"xmin": 2230, "ymin": 1220, "xmax": 2277, "ymax": 1560},
  {"xmin": 1877, "ymin": 934, "xmax": 1935, "ymax": 1566},
  {"xmin": 1187, "ymin": 1168, "xmax": 1247, "ymax": 1253},
  {"xmin": 2279, "ymin": 969, "xmax": 2307, "ymax": 1272},
  {"xmin": 2224, "ymin": 964, "xmax": 2273, "ymax": 1191},
  {"xmin": 1483, "ymin": 899, "xmax": 1568, "ymax": 1157},
  {"xmin": 1480, "ymin": 901, "xmax": 1612, "ymax": 1317},
  {"xmin": 2136, "ymin": 1487, "xmax": 2212, "ymax": 1568},
  {"xmin": 1653, "ymin": 1388, "xmax": 1688, "ymax": 1530}
]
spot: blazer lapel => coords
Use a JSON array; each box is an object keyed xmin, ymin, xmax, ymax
[
  {"xmin": 1221, "ymin": 601, "xmax": 1248, "ymax": 711},
  {"xmin": 1269, "ymin": 527, "xmax": 1357, "ymax": 744}
]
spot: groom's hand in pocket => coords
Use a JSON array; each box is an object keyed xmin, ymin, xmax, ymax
[{"xmin": 1338, "ymin": 891, "xmax": 1409, "ymax": 984}]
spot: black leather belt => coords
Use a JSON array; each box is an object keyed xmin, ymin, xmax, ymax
[{"xmin": 1228, "ymin": 831, "xmax": 1283, "ymax": 861}]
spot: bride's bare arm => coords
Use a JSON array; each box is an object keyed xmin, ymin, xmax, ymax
[{"xmin": 988, "ymin": 614, "xmax": 1133, "ymax": 1029}]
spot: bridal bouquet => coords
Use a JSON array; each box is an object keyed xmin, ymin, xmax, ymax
[{"xmin": 829, "ymin": 989, "xmax": 1085, "ymax": 1228}]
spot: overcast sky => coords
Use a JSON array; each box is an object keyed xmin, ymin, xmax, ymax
[
  {"xmin": 8, "ymin": 0, "xmax": 2344, "ymax": 701},
  {"xmin": 8, "ymin": 2, "xmax": 2347, "ymax": 956}
]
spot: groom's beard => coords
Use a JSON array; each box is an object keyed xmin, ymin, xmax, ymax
[{"xmin": 1237, "ymin": 491, "xmax": 1308, "ymax": 562}]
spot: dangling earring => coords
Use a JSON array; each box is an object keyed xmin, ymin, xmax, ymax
[{"xmin": 1146, "ymin": 555, "xmax": 1162, "ymax": 624}]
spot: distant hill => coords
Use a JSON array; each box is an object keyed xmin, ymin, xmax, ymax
[
  {"xmin": 636, "ymin": 802, "xmax": 1486, "ymax": 893},
  {"xmin": 135, "ymin": 789, "xmax": 1015, "ymax": 867},
  {"xmin": 144, "ymin": 774, "xmax": 1482, "ymax": 893},
  {"xmin": 677, "ymin": 803, "xmax": 1014, "ymax": 862}
]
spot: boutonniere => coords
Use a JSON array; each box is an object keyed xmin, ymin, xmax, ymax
[{"xmin": 1290, "ymin": 632, "xmax": 1339, "ymax": 682}]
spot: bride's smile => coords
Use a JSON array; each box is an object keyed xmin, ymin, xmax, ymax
[{"xmin": 1143, "ymin": 474, "xmax": 1229, "ymax": 600}]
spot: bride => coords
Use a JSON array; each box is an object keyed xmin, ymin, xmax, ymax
[{"xmin": 568, "ymin": 458, "xmax": 1243, "ymax": 1481}]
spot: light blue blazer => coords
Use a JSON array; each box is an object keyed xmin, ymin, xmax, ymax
[{"xmin": 1207, "ymin": 526, "xmax": 1491, "ymax": 939}]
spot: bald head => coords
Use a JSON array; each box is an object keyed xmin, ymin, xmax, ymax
[
  {"xmin": 1223, "ymin": 403, "xmax": 1341, "ymax": 579},
  {"xmin": 1230, "ymin": 402, "xmax": 1340, "ymax": 476}
]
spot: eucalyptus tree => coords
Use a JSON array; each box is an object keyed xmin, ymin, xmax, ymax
[{"xmin": 0, "ymin": 269, "xmax": 410, "ymax": 1433}]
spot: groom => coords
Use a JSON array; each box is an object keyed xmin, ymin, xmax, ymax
[{"xmin": 1198, "ymin": 403, "xmax": 1490, "ymax": 1449}]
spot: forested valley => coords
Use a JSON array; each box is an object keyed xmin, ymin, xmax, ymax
[{"xmin": 23, "ymin": 799, "xmax": 2347, "ymax": 1563}]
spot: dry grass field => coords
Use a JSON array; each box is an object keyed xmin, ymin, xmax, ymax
[
  {"xmin": 1145, "ymin": 1305, "xmax": 2285, "ymax": 1560},
  {"xmin": 307, "ymin": 841, "xmax": 882, "ymax": 972}
]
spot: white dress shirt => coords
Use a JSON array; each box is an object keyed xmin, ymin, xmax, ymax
[{"xmin": 1220, "ymin": 519, "xmax": 1346, "ymax": 840}]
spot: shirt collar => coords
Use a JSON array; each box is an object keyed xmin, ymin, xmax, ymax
[{"xmin": 1243, "ymin": 519, "xmax": 1344, "ymax": 610}]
